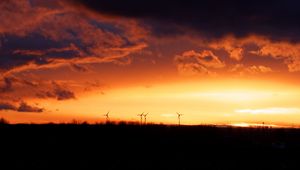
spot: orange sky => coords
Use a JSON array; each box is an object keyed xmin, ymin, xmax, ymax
[
  {"xmin": 2, "ymin": 0, "xmax": 300, "ymax": 126},
  {"xmin": 2, "ymin": 77, "xmax": 300, "ymax": 126}
]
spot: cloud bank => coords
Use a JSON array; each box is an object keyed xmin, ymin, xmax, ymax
[{"xmin": 72, "ymin": 0, "xmax": 300, "ymax": 41}]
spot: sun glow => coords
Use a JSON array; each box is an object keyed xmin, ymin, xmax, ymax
[
  {"xmin": 187, "ymin": 90, "xmax": 274, "ymax": 103},
  {"xmin": 4, "ymin": 78, "xmax": 300, "ymax": 125}
]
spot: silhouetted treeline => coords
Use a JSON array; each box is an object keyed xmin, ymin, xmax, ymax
[{"xmin": 1, "ymin": 123, "xmax": 300, "ymax": 169}]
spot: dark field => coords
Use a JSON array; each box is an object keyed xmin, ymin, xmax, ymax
[{"xmin": 1, "ymin": 123, "xmax": 300, "ymax": 169}]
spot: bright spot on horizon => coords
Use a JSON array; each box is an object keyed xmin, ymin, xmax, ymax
[
  {"xmin": 230, "ymin": 122, "xmax": 279, "ymax": 128},
  {"xmin": 235, "ymin": 108, "xmax": 300, "ymax": 115}
]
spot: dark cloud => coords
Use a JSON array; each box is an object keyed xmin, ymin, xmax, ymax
[
  {"xmin": 0, "ymin": 77, "xmax": 15, "ymax": 93},
  {"xmin": 0, "ymin": 76, "xmax": 38, "ymax": 94},
  {"xmin": 17, "ymin": 102, "xmax": 44, "ymax": 112},
  {"xmin": 36, "ymin": 90, "xmax": 56, "ymax": 99},
  {"xmin": 73, "ymin": 0, "xmax": 300, "ymax": 41},
  {"xmin": 22, "ymin": 79, "xmax": 39, "ymax": 87},
  {"xmin": 69, "ymin": 63, "xmax": 89, "ymax": 72},
  {"xmin": 36, "ymin": 82, "xmax": 76, "ymax": 100},
  {"xmin": 0, "ymin": 101, "xmax": 43, "ymax": 113},
  {"xmin": 0, "ymin": 102, "xmax": 17, "ymax": 111},
  {"xmin": 53, "ymin": 86, "xmax": 76, "ymax": 100}
]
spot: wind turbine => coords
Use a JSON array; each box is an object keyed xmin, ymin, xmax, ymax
[
  {"xmin": 104, "ymin": 111, "xmax": 110, "ymax": 123},
  {"xmin": 176, "ymin": 112, "xmax": 183, "ymax": 126},
  {"xmin": 137, "ymin": 112, "xmax": 144, "ymax": 125},
  {"xmin": 143, "ymin": 113, "xmax": 149, "ymax": 124}
]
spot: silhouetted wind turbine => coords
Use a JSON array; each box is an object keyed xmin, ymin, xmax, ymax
[
  {"xmin": 104, "ymin": 111, "xmax": 110, "ymax": 123},
  {"xmin": 176, "ymin": 112, "xmax": 183, "ymax": 126},
  {"xmin": 143, "ymin": 113, "xmax": 149, "ymax": 124},
  {"xmin": 137, "ymin": 112, "xmax": 144, "ymax": 125}
]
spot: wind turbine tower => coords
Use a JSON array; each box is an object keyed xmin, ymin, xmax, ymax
[
  {"xmin": 176, "ymin": 112, "xmax": 183, "ymax": 126},
  {"xmin": 104, "ymin": 111, "xmax": 110, "ymax": 123},
  {"xmin": 143, "ymin": 113, "xmax": 149, "ymax": 124},
  {"xmin": 137, "ymin": 112, "xmax": 144, "ymax": 125}
]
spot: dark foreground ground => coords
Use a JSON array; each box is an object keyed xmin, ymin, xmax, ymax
[{"xmin": 1, "ymin": 124, "xmax": 300, "ymax": 169}]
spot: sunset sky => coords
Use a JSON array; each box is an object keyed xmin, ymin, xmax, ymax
[{"xmin": 1, "ymin": 0, "xmax": 300, "ymax": 125}]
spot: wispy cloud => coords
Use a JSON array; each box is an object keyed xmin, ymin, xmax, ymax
[{"xmin": 174, "ymin": 50, "xmax": 225, "ymax": 76}]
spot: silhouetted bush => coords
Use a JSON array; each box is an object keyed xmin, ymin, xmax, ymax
[
  {"xmin": 70, "ymin": 119, "xmax": 80, "ymax": 124},
  {"xmin": 118, "ymin": 121, "xmax": 127, "ymax": 126},
  {"xmin": 0, "ymin": 117, "xmax": 9, "ymax": 124}
]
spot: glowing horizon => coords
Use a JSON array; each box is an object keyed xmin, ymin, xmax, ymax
[{"xmin": 1, "ymin": 78, "xmax": 300, "ymax": 126}]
